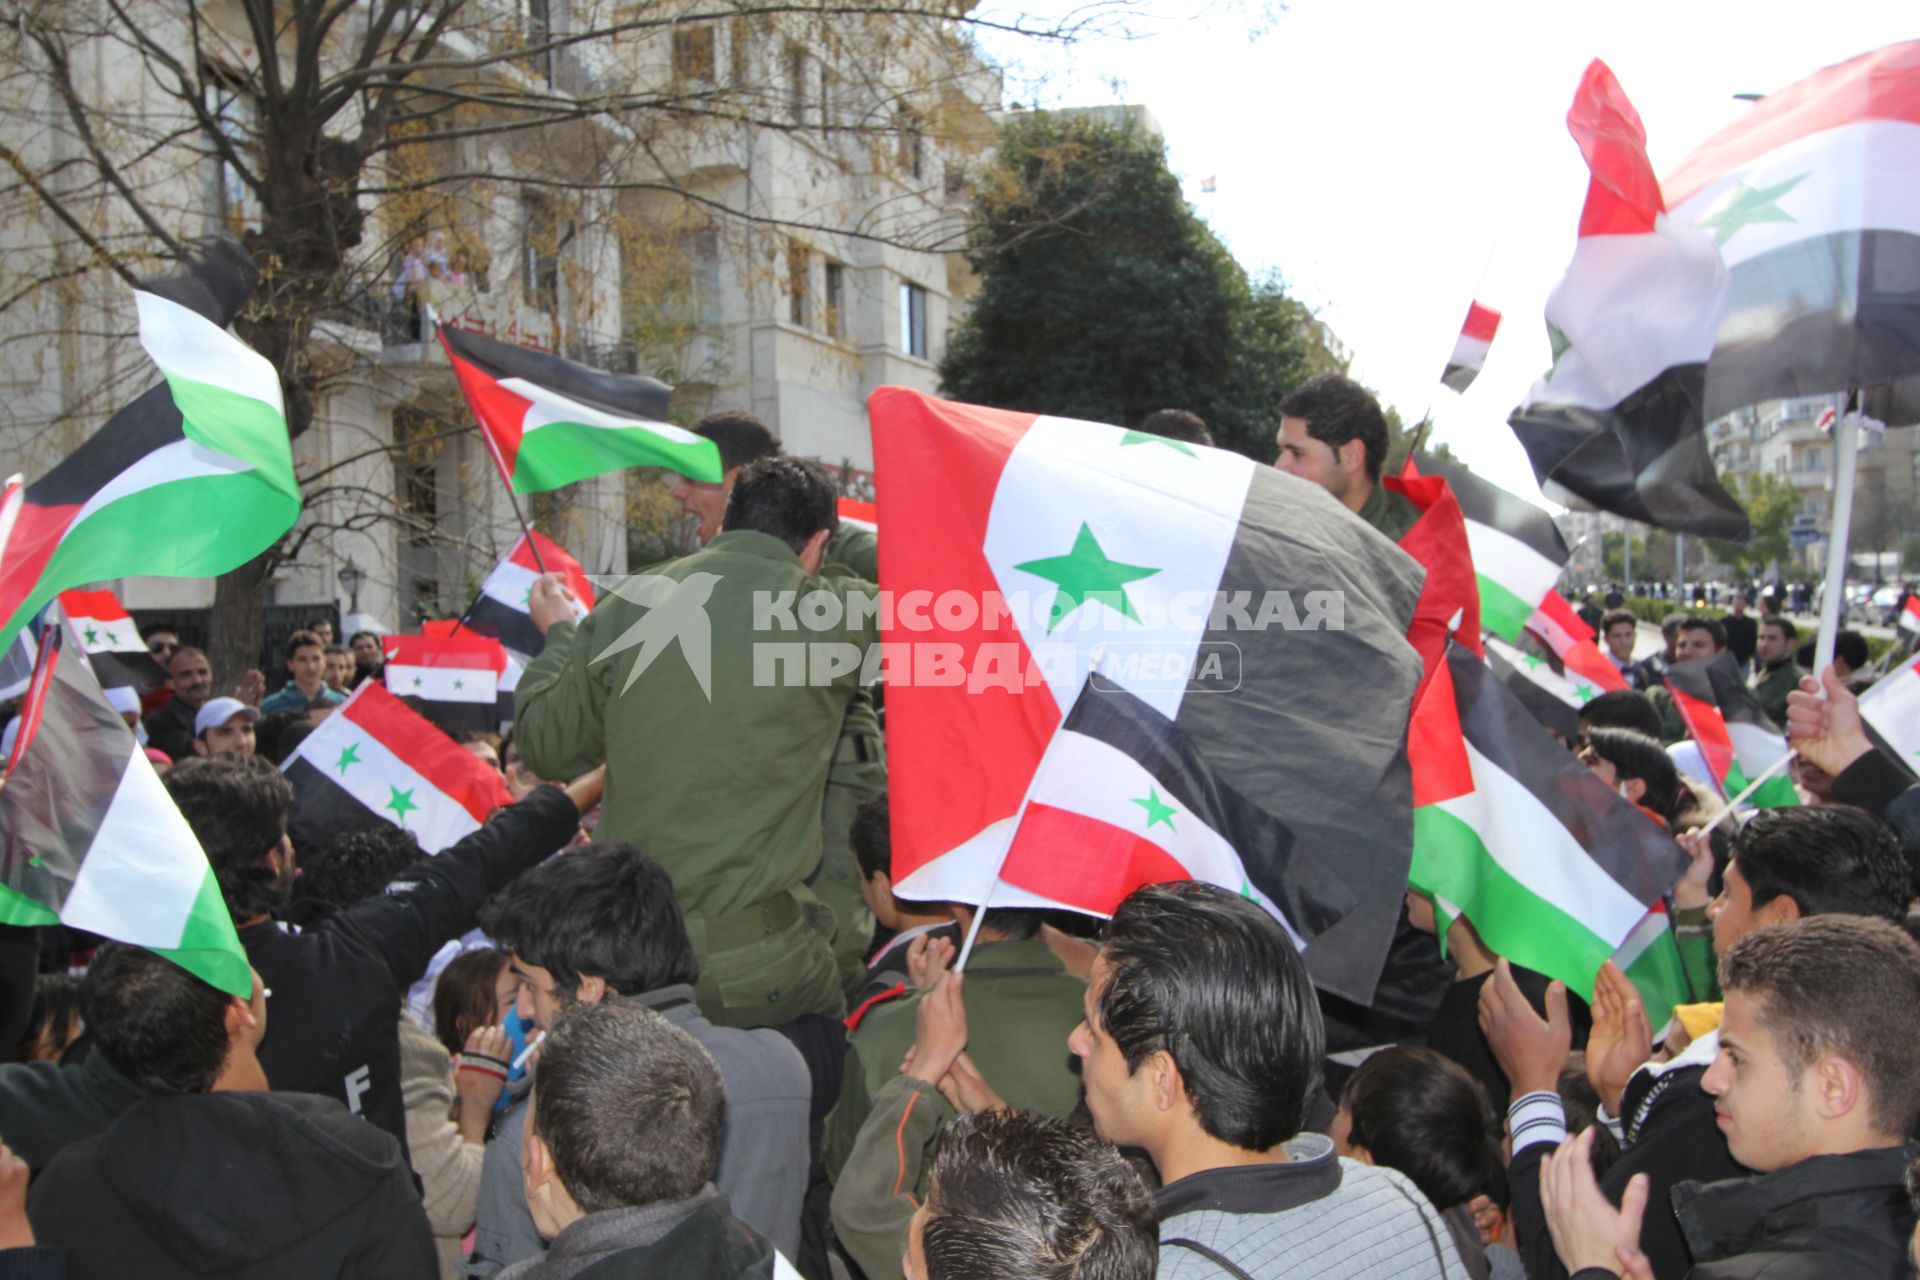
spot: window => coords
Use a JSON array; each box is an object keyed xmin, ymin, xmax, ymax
[
  {"xmin": 785, "ymin": 44, "xmax": 808, "ymax": 124},
  {"xmin": 900, "ymin": 281, "xmax": 927, "ymax": 358},
  {"xmin": 897, "ymin": 109, "xmax": 924, "ymax": 181},
  {"xmin": 673, "ymin": 24, "xmax": 716, "ymax": 84},
  {"xmin": 729, "ymin": 18, "xmax": 753, "ymax": 87},
  {"xmin": 523, "ymin": 0, "xmax": 554, "ymax": 85},
  {"xmin": 522, "ymin": 194, "xmax": 560, "ymax": 313},
  {"xmin": 787, "ymin": 239, "xmax": 810, "ymax": 327},
  {"xmin": 203, "ymin": 73, "xmax": 260, "ymax": 234},
  {"xmin": 824, "ymin": 261, "xmax": 846, "ymax": 338},
  {"xmin": 1804, "ymin": 446, "xmax": 1825, "ymax": 472},
  {"xmin": 820, "ymin": 65, "xmax": 837, "ymax": 131}
]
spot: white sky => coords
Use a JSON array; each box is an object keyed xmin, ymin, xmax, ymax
[{"xmin": 974, "ymin": 0, "xmax": 1914, "ymax": 499}]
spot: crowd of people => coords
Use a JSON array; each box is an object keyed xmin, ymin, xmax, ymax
[{"xmin": 1, "ymin": 378, "xmax": 1917, "ymax": 1279}]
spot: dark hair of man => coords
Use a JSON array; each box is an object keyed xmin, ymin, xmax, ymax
[
  {"xmin": 1276, "ymin": 374, "xmax": 1389, "ymax": 482},
  {"xmin": 297, "ymin": 823, "xmax": 424, "ymax": 913},
  {"xmin": 1577, "ymin": 689, "xmax": 1663, "ymax": 741},
  {"xmin": 284, "ymin": 628, "xmax": 323, "ymax": 661},
  {"xmin": 479, "ymin": 843, "xmax": 698, "ymax": 997},
  {"xmin": 1834, "ymin": 629, "xmax": 1868, "ymax": 671},
  {"xmin": 921, "ymin": 1108, "xmax": 1158, "ymax": 1280},
  {"xmin": 142, "ymin": 622, "xmax": 180, "ymax": 642},
  {"xmin": 1134, "ymin": 408, "xmax": 1213, "ymax": 448},
  {"xmin": 1718, "ymin": 916, "xmax": 1920, "ymax": 1138},
  {"xmin": 1584, "ymin": 727, "xmax": 1682, "ymax": 823},
  {"xmin": 169, "ymin": 645, "xmax": 208, "ymax": 669},
  {"xmin": 721, "ymin": 455, "xmax": 839, "ymax": 554},
  {"xmin": 322, "ymin": 642, "xmax": 350, "ymax": 658},
  {"xmin": 1659, "ymin": 612, "xmax": 1687, "ymax": 637},
  {"xmin": 1098, "ymin": 881, "xmax": 1322, "ymax": 1150},
  {"xmin": 1600, "ymin": 608, "xmax": 1638, "ymax": 637},
  {"xmin": 81, "ymin": 943, "xmax": 232, "ymax": 1096},
  {"xmin": 691, "ymin": 411, "xmax": 782, "ymax": 471},
  {"xmin": 1339, "ymin": 1046, "xmax": 1498, "ymax": 1211},
  {"xmin": 851, "ymin": 793, "xmax": 890, "ymax": 881},
  {"xmin": 1731, "ymin": 805, "xmax": 1908, "ymax": 923},
  {"xmin": 435, "ymin": 947, "xmax": 509, "ymax": 1057},
  {"xmin": 349, "ymin": 629, "xmax": 380, "ymax": 649},
  {"xmin": 1679, "ymin": 614, "xmax": 1727, "ymax": 651},
  {"xmin": 253, "ymin": 707, "xmax": 308, "ymax": 765},
  {"xmin": 163, "ymin": 755, "xmax": 295, "ymax": 921},
  {"xmin": 978, "ymin": 909, "xmax": 1045, "ymax": 942},
  {"xmin": 1759, "ymin": 614, "xmax": 1797, "ymax": 643},
  {"xmin": 531, "ymin": 1002, "xmax": 724, "ymax": 1212}
]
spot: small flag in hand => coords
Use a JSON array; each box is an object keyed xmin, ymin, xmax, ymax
[
  {"xmin": 461, "ymin": 530, "xmax": 594, "ymax": 661},
  {"xmin": 1664, "ymin": 652, "xmax": 1798, "ymax": 809},
  {"xmin": 59, "ymin": 590, "xmax": 168, "ymax": 691}
]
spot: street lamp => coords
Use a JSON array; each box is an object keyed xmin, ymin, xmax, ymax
[{"xmin": 337, "ymin": 559, "xmax": 364, "ymax": 615}]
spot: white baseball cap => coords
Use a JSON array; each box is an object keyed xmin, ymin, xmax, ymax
[{"xmin": 195, "ymin": 696, "xmax": 262, "ymax": 736}]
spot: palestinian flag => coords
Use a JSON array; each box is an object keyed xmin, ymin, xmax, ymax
[
  {"xmin": 1664, "ymin": 652, "xmax": 1800, "ymax": 808},
  {"xmin": 1507, "ymin": 61, "xmax": 1748, "ymax": 539},
  {"xmin": 1441, "ymin": 301, "xmax": 1502, "ymax": 393},
  {"xmin": 1859, "ymin": 651, "xmax": 1920, "ymax": 769},
  {"xmin": 1664, "ymin": 41, "xmax": 1920, "ymax": 423},
  {"xmin": 460, "ymin": 530, "xmax": 594, "ymax": 659},
  {"xmin": 1485, "ymin": 635, "xmax": 1603, "ymax": 740},
  {"xmin": 281, "ymin": 681, "xmax": 512, "ymax": 855},
  {"xmin": 439, "ymin": 326, "xmax": 721, "ymax": 493},
  {"xmin": 1409, "ymin": 454, "xmax": 1569, "ymax": 642},
  {"xmin": 1526, "ymin": 589, "xmax": 1628, "ymax": 695},
  {"xmin": 0, "ymin": 240, "xmax": 300, "ymax": 645},
  {"xmin": 58, "ymin": 590, "xmax": 167, "ymax": 690},
  {"xmin": 1410, "ymin": 643, "xmax": 1691, "ymax": 1022},
  {"xmin": 837, "ymin": 497, "xmax": 878, "ymax": 534},
  {"xmin": 999, "ymin": 679, "xmax": 1357, "ymax": 946},
  {"xmin": 1381, "ymin": 467, "xmax": 1482, "ymax": 705},
  {"xmin": 384, "ymin": 633, "xmax": 509, "ymax": 735},
  {"xmin": 0, "ymin": 632, "xmax": 249, "ymax": 997},
  {"xmin": 870, "ymin": 388, "xmax": 1426, "ymax": 1004}
]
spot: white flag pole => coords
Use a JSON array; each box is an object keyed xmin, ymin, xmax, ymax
[
  {"xmin": 953, "ymin": 646, "xmax": 1104, "ymax": 974},
  {"xmin": 1812, "ymin": 393, "xmax": 1859, "ymax": 679},
  {"xmin": 1703, "ymin": 750, "xmax": 1797, "ymax": 833}
]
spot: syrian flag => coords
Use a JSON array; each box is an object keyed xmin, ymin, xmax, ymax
[
  {"xmin": 58, "ymin": 590, "xmax": 168, "ymax": 691},
  {"xmin": 461, "ymin": 531, "xmax": 594, "ymax": 660},
  {"xmin": 1859, "ymin": 651, "xmax": 1920, "ymax": 770},
  {"xmin": 439, "ymin": 326, "xmax": 722, "ymax": 493},
  {"xmin": 281, "ymin": 681, "xmax": 512, "ymax": 855},
  {"xmin": 0, "ymin": 631, "xmax": 250, "ymax": 997},
  {"xmin": 1406, "ymin": 454, "xmax": 1570, "ymax": 643},
  {"xmin": 384, "ymin": 633, "xmax": 509, "ymax": 735},
  {"xmin": 0, "ymin": 239, "xmax": 300, "ymax": 645},
  {"xmin": 837, "ymin": 497, "xmax": 878, "ymax": 534},
  {"xmin": 998, "ymin": 678, "xmax": 1357, "ymax": 948},
  {"xmin": 1485, "ymin": 635, "xmax": 1603, "ymax": 740},
  {"xmin": 1410, "ymin": 643, "xmax": 1691, "ymax": 1024},
  {"xmin": 1664, "ymin": 652, "xmax": 1800, "ymax": 808},
  {"xmin": 1664, "ymin": 41, "xmax": 1920, "ymax": 424},
  {"xmin": 870, "ymin": 388, "xmax": 1426, "ymax": 1004},
  {"xmin": 1441, "ymin": 301, "xmax": 1502, "ymax": 393},
  {"xmin": 1526, "ymin": 589, "xmax": 1629, "ymax": 695},
  {"xmin": 1507, "ymin": 61, "xmax": 1748, "ymax": 539},
  {"xmin": 1900, "ymin": 595, "xmax": 1920, "ymax": 635}
]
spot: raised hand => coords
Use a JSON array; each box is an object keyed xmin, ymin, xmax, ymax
[
  {"xmin": 1477, "ymin": 957, "xmax": 1571, "ymax": 1101},
  {"xmin": 1784, "ymin": 666, "xmax": 1873, "ymax": 778},
  {"xmin": 1541, "ymin": 1129, "xmax": 1650, "ymax": 1277},
  {"xmin": 1585, "ymin": 961, "xmax": 1652, "ymax": 1117}
]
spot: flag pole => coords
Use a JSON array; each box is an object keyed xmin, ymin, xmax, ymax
[
  {"xmin": 1703, "ymin": 750, "xmax": 1797, "ymax": 833},
  {"xmin": 1811, "ymin": 391, "xmax": 1859, "ymax": 678},
  {"xmin": 430, "ymin": 307, "xmax": 550, "ymax": 577},
  {"xmin": 953, "ymin": 647, "xmax": 1104, "ymax": 974}
]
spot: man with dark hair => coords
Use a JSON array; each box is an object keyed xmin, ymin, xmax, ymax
[
  {"xmin": 847, "ymin": 793, "xmax": 958, "ymax": 1008},
  {"xmin": 1538, "ymin": 917, "xmax": 1920, "ymax": 1279},
  {"xmin": 517, "ymin": 456, "xmax": 878, "ymax": 1027},
  {"xmin": 669, "ymin": 410, "xmax": 784, "ymax": 545},
  {"xmin": 906, "ymin": 1109, "xmax": 1159, "ymax": 1280},
  {"xmin": 1577, "ymin": 689, "xmax": 1664, "ymax": 742},
  {"xmin": 292, "ymin": 824, "xmax": 425, "ymax": 925},
  {"xmin": 1077, "ymin": 882, "xmax": 1461, "ymax": 1277},
  {"xmin": 1750, "ymin": 614, "xmax": 1804, "ymax": 725},
  {"xmin": 24, "ymin": 945, "xmax": 436, "ymax": 1279},
  {"xmin": 1135, "ymin": 408, "xmax": 1213, "ymax": 448},
  {"xmin": 1722, "ymin": 592, "xmax": 1757, "ymax": 670},
  {"xmin": 1273, "ymin": 374, "xmax": 1417, "ymax": 540},
  {"xmin": 1645, "ymin": 615, "xmax": 1728, "ymax": 743},
  {"xmin": 469, "ymin": 844, "xmax": 810, "ymax": 1274},
  {"xmin": 1831, "ymin": 628, "xmax": 1870, "ymax": 683},
  {"xmin": 162, "ymin": 754, "xmax": 601, "ymax": 1155},
  {"xmin": 323, "ymin": 642, "xmax": 355, "ymax": 693},
  {"xmin": 349, "ymin": 629, "xmax": 384, "ymax": 686},
  {"xmin": 504, "ymin": 1002, "xmax": 788, "ymax": 1279},
  {"xmin": 308, "ymin": 617, "xmax": 336, "ymax": 646},
  {"xmin": 1599, "ymin": 609, "xmax": 1642, "ymax": 688},
  {"xmin": 261, "ymin": 628, "xmax": 346, "ymax": 715},
  {"xmin": 144, "ymin": 645, "xmax": 213, "ymax": 760},
  {"xmin": 191, "ymin": 695, "xmax": 260, "ymax": 758}
]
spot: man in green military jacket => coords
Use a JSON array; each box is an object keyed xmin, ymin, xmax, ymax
[
  {"xmin": 516, "ymin": 457, "xmax": 875, "ymax": 1028},
  {"xmin": 1272, "ymin": 373, "xmax": 1420, "ymax": 541},
  {"xmin": 1751, "ymin": 614, "xmax": 1807, "ymax": 727}
]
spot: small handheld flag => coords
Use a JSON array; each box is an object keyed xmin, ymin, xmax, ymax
[{"xmin": 1440, "ymin": 301, "xmax": 1501, "ymax": 393}]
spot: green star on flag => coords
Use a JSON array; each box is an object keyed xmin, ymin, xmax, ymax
[
  {"xmin": 1574, "ymin": 683, "xmax": 1597, "ymax": 704},
  {"xmin": 1130, "ymin": 786, "xmax": 1178, "ymax": 831},
  {"xmin": 1015, "ymin": 522, "xmax": 1160, "ymax": 633},
  {"xmin": 334, "ymin": 743, "xmax": 362, "ymax": 776},
  {"xmin": 1519, "ymin": 653, "xmax": 1545, "ymax": 671},
  {"xmin": 1119, "ymin": 430, "xmax": 1197, "ymax": 457},
  {"xmin": 452, "ymin": 678, "xmax": 464, "ymax": 691},
  {"xmin": 1239, "ymin": 878, "xmax": 1263, "ymax": 907},
  {"xmin": 384, "ymin": 785, "xmax": 420, "ymax": 821},
  {"xmin": 82, "ymin": 627, "xmax": 98, "ymax": 645},
  {"xmin": 1697, "ymin": 174, "xmax": 1806, "ymax": 246},
  {"xmin": 411, "ymin": 676, "xmax": 423, "ymax": 688}
]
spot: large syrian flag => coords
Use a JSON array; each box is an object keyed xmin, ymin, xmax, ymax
[
  {"xmin": 0, "ymin": 240, "xmax": 300, "ymax": 645},
  {"xmin": 998, "ymin": 679, "xmax": 1357, "ymax": 946},
  {"xmin": 1664, "ymin": 41, "xmax": 1920, "ymax": 423},
  {"xmin": 1410, "ymin": 643, "xmax": 1691, "ymax": 1023},
  {"xmin": 1507, "ymin": 61, "xmax": 1748, "ymax": 539},
  {"xmin": 870, "ymin": 388, "xmax": 1426, "ymax": 1003},
  {"xmin": 384, "ymin": 633, "xmax": 509, "ymax": 735},
  {"xmin": 281, "ymin": 681, "xmax": 512, "ymax": 855},
  {"xmin": 460, "ymin": 530, "xmax": 594, "ymax": 660},
  {"xmin": 1860, "ymin": 651, "xmax": 1920, "ymax": 770},
  {"xmin": 1664, "ymin": 652, "xmax": 1800, "ymax": 808},
  {"xmin": 0, "ymin": 632, "xmax": 250, "ymax": 997},
  {"xmin": 58, "ymin": 590, "xmax": 168, "ymax": 690},
  {"xmin": 1441, "ymin": 301, "xmax": 1502, "ymax": 393},
  {"xmin": 439, "ymin": 326, "xmax": 722, "ymax": 492},
  {"xmin": 1408, "ymin": 454, "xmax": 1570, "ymax": 643}
]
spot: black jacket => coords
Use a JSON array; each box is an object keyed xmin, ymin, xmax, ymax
[
  {"xmin": 141, "ymin": 697, "xmax": 199, "ymax": 763},
  {"xmin": 1675, "ymin": 1145, "xmax": 1917, "ymax": 1278},
  {"xmin": 523, "ymin": 1192, "xmax": 782, "ymax": 1280},
  {"xmin": 1830, "ymin": 749, "xmax": 1919, "ymax": 872},
  {"xmin": 0, "ymin": 1042, "xmax": 150, "ymax": 1172},
  {"xmin": 244, "ymin": 783, "xmax": 579, "ymax": 1151},
  {"xmin": 26, "ymin": 1091, "xmax": 435, "ymax": 1280}
]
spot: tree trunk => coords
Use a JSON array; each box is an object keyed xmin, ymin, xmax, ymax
[{"xmin": 210, "ymin": 550, "xmax": 274, "ymax": 684}]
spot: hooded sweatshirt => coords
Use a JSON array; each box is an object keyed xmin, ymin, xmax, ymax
[{"xmin": 26, "ymin": 1091, "xmax": 435, "ymax": 1279}]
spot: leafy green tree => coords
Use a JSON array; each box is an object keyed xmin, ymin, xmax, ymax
[
  {"xmin": 1707, "ymin": 474, "xmax": 1802, "ymax": 576},
  {"xmin": 939, "ymin": 114, "xmax": 1321, "ymax": 460}
]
